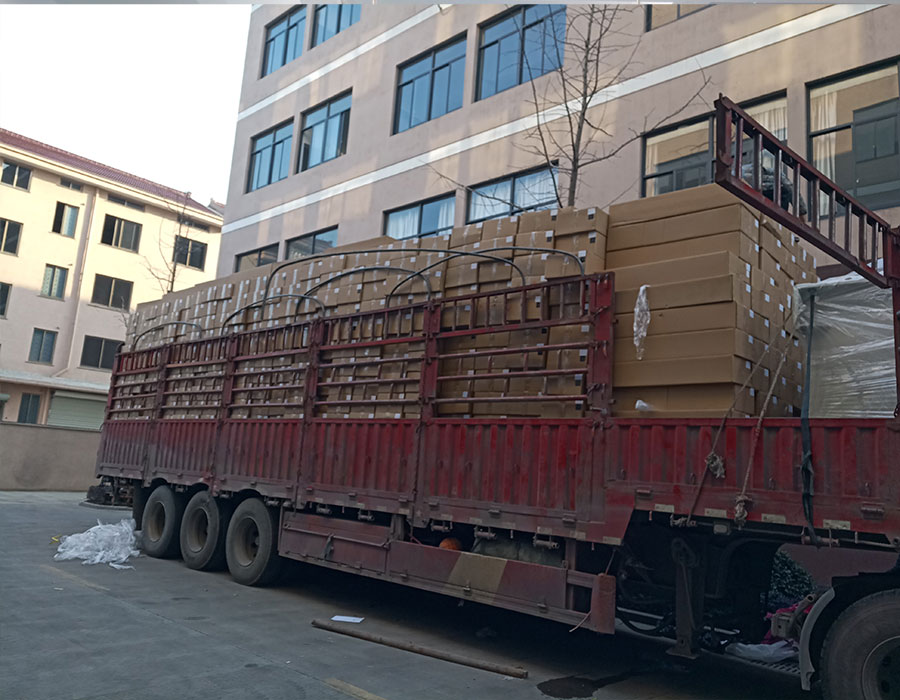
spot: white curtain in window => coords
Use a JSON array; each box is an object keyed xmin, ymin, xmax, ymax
[
  {"xmin": 810, "ymin": 89, "xmax": 838, "ymax": 180},
  {"xmin": 747, "ymin": 98, "xmax": 788, "ymax": 142},
  {"xmin": 469, "ymin": 181, "xmax": 512, "ymax": 221},
  {"xmin": 386, "ymin": 207, "xmax": 419, "ymax": 239},
  {"xmin": 515, "ymin": 168, "xmax": 557, "ymax": 209},
  {"xmin": 434, "ymin": 197, "xmax": 454, "ymax": 232}
]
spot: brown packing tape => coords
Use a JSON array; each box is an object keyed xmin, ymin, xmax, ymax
[
  {"xmin": 606, "ymin": 231, "xmax": 759, "ymax": 268},
  {"xmin": 607, "ymin": 203, "xmax": 761, "ymax": 250}
]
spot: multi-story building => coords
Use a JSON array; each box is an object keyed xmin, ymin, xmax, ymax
[
  {"xmin": 220, "ymin": 3, "xmax": 900, "ymax": 275},
  {"xmin": 0, "ymin": 129, "xmax": 223, "ymax": 428}
]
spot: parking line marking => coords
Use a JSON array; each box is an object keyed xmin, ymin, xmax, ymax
[{"xmin": 325, "ymin": 678, "xmax": 390, "ymax": 700}]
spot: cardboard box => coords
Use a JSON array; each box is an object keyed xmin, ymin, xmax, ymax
[
  {"xmin": 614, "ymin": 275, "xmax": 753, "ymax": 315},
  {"xmin": 613, "ymin": 383, "xmax": 755, "ymax": 415},
  {"xmin": 479, "ymin": 261, "xmax": 513, "ymax": 283},
  {"xmin": 555, "ymin": 206, "xmax": 609, "ymax": 236},
  {"xmin": 515, "ymin": 230, "xmax": 555, "ymax": 250},
  {"xmin": 480, "ymin": 216, "xmax": 519, "ymax": 240},
  {"xmin": 614, "ymin": 354, "xmax": 764, "ymax": 390},
  {"xmin": 615, "ymin": 328, "xmax": 764, "ymax": 363},
  {"xmin": 449, "ymin": 223, "xmax": 483, "ymax": 248},
  {"xmin": 606, "ymin": 231, "xmax": 759, "ymax": 268},
  {"xmin": 607, "ymin": 203, "xmax": 760, "ymax": 250},
  {"xmin": 610, "ymin": 251, "xmax": 750, "ymax": 291},
  {"xmin": 608, "ymin": 184, "xmax": 743, "ymax": 225},
  {"xmin": 517, "ymin": 208, "xmax": 558, "ymax": 233}
]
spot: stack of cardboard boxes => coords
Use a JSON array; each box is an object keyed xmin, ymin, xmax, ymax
[{"xmin": 127, "ymin": 184, "xmax": 814, "ymax": 420}]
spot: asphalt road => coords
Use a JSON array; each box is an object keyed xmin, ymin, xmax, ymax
[{"xmin": 0, "ymin": 492, "xmax": 806, "ymax": 700}]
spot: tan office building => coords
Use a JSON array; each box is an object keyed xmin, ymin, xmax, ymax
[
  {"xmin": 0, "ymin": 129, "xmax": 223, "ymax": 428},
  {"xmin": 220, "ymin": 3, "xmax": 900, "ymax": 275}
]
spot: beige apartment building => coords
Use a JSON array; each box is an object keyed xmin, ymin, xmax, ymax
[
  {"xmin": 0, "ymin": 129, "xmax": 223, "ymax": 428},
  {"xmin": 220, "ymin": 3, "xmax": 900, "ymax": 275}
]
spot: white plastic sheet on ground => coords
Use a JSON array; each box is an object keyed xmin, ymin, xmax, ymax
[
  {"xmin": 54, "ymin": 518, "xmax": 140, "ymax": 568},
  {"xmin": 725, "ymin": 640, "xmax": 798, "ymax": 664},
  {"xmin": 633, "ymin": 284, "xmax": 651, "ymax": 361}
]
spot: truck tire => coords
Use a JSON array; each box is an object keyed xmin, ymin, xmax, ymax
[
  {"xmin": 180, "ymin": 491, "xmax": 232, "ymax": 571},
  {"xmin": 225, "ymin": 498, "xmax": 282, "ymax": 586},
  {"xmin": 132, "ymin": 484, "xmax": 149, "ymax": 527},
  {"xmin": 141, "ymin": 485, "xmax": 186, "ymax": 559},
  {"xmin": 821, "ymin": 589, "xmax": 900, "ymax": 700}
]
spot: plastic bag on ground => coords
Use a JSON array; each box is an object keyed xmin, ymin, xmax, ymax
[
  {"xmin": 725, "ymin": 640, "xmax": 798, "ymax": 664},
  {"xmin": 633, "ymin": 285, "xmax": 651, "ymax": 361},
  {"xmin": 54, "ymin": 518, "xmax": 140, "ymax": 567}
]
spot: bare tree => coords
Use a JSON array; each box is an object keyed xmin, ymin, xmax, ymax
[
  {"xmin": 142, "ymin": 192, "xmax": 193, "ymax": 295},
  {"xmin": 517, "ymin": 4, "xmax": 712, "ymax": 208}
]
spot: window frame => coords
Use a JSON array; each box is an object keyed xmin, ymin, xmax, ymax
[
  {"xmin": 644, "ymin": 4, "xmax": 710, "ymax": 32},
  {"xmin": 1, "ymin": 160, "xmax": 32, "ymax": 190},
  {"xmin": 393, "ymin": 34, "xmax": 467, "ymax": 135},
  {"xmin": 285, "ymin": 227, "xmax": 338, "ymax": 259},
  {"xmin": 0, "ymin": 282, "xmax": 10, "ymax": 317},
  {"xmin": 52, "ymin": 202, "xmax": 79, "ymax": 237},
  {"xmin": 28, "ymin": 328, "xmax": 57, "ymax": 365},
  {"xmin": 91, "ymin": 274, "xmax": 133, "ymax": 310},
  {"xmin": 0, "ymin": 217, "xmax": 23, "ymax": 255},
  {"xmin": 310, "ymin": 4, "xmax": 361, "ymax": 48},
  {"xmin": 476, "ymin": 5, "xmax": 566, "ymax": 102},
  {"xmin": 385, "ymin": 193, "xmax": 456, "ymax": 239},
  {"xmin": 466, "ymin": 165, "xmax": 559, "ymax": 224},
  {"xmin": 261, "ymin": 5, "xmax": 307, "ymax": 77},
  {"xmin": 247, "ymin": 120, "xmax": 294, "ymax": 192},
  {"xmin": 234, "ymin": 243, "xmax": 279, "ymax": 273},
  {"xmin": 298, "ymin": 91, "xmax": 352, "ymax": 172},
  {"xmin": 60, "ymin": 178, "xmax": 83, "ymax": 191},
  {"xmin": 80, "ymin": 335, "xmax": 122, "ymax": 371},
  {"xmin": 640, "ymin": 92, "xmax": 788, "ymax": 197},
  {"xmin": 173, "ymin": 235, "xmax": 208, "ymax": 271},
  {"xmin": 41, "ymin": 264, "xmax": 68, "ymax": 300},
  {"xmin": 100, "ymin": 214, "xmax": 142, "ymax": 253},
  {"xmin": 17, "ymin": 393, "xmax": 41, "ymax": 424},
  {"xmin": 107, "ymin": 194, "xmax": 145, "ymax": 212},
  {"xmin": 806, "ymin": 59, "xmax": 900, "ymax": 210}
]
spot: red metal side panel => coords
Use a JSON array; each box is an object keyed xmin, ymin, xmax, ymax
[
  {"xmin": 96, "ymin": 420, "xmax": 151, "ymax": 480},
  {"xmin": 417, "ymin": 419, "xmax": 592, "ymax": 537},
  {"xmin": 150, "ymin": 420, "xmax": 217, "ymax": 484},
  {"xmin": 604, "ymin": 418, "xmax": 900, "ymax": 538},
  {"xmin": 300, "ymin": 419, "xmax": 418, "ymax": 513},
  {"xmin": 216, "ymin": 419, "xmax": 301, "ymax": 498}
]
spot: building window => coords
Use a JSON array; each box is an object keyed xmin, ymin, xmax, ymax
[
  {"xmin": 311, "ymin": 4, "xmax": 360, "ymax": 47},
  {"xmin": 395, "ymin": 37, "xmax": 466, "ymax": 134},
  {"xmin": 263, "ymin": 6, "xmax": 306, "ymax": 77},
  {"xmin": 173, "ymin": 236, "xmax": 208, "ymax": 271},
  {"xmin": 642, "ymin": 96, "xmax": 787, "ymax": 197},
  {"xmin": 1, "ymin": 160, "xmax": 31, "ymax": 190},
  {"xmin": 386, "ymin": 195, "xmax": 455, "ymax": 239},
  {"xmin": 467, "ymin": 166, "xmax": 558, "ymax": 223},
  {"xmin": 234, "ymin": 244, "xmax": 278, "ymax": 272},
  {"xmin": 299, "ymin": 93, "xmax": 351, "ymax": 171},
  {"xmin": 81, "ymin": 335, "xmax": 122, "ymax": 370},
  {"xmin": 41, "ymin": 265, "xmax": 68, "ymax": 299},
  {"xmin": 60, "ymin": 178, "xmax": 82, "ymax": 191},
  {"xmin": 0, "ymin": 282, "xmax": 10, "ymax": 317},
  {"xmin": 17, "ymin": 393, "xmax": 41, "ymax": 424},
  {"xmin": 477, "ymin": 5, "xmax": 565, "ymax": 101},
  {"xmin": 52, "ymin": 202, "xmax": 79, "ymax": 237},
  {"xmin": 645, "ymin": 4, "xmax": 708, "ymax": 31},
  {"xmin": 248, "ymin": 121, "xmax": 293, "ymax": 192},
  {"xmin": 108, "ymin": 194, "xmax": 145, "ymax": 212},
  {"xmin": 286, "ymin": 227, "xmax": 337, "ymax": 259},
  {"xmin": 91, "ymin": 274, "xmax": 133, "ymax": 310},
  {"xmin": 101, "ymin": 214, "xmax": 142, "ymax": 252},
  {"xmin": 178, "ymin": 216, "xmax": 210, "ymax": 232},
  {"xmin": 0, "ymin": 218, "xmax": 22, "ymax": 255},
  {"xmin": 29, "ymin": 329, "xmax": 57, "ymax": 364},
  {"xmin": 809, "ymin": 62, "xmax": 900, "ymax": 211}
]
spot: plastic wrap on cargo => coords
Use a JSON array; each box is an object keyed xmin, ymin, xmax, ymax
[
  {"xmin": 54, "ymin": 519, "xmax": 140, "ymax": 567},
  {"xmin": 633, "ymin": 285, "xmax": 651, "ymax": 361},
  {"xmin": 794, "ymin": 272, "xmax": 895, "ymax": 418}
]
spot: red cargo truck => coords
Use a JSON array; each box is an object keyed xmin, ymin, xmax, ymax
[{"xmin": 94, "ymin": 98, "xmax": 899, "ymax": 699}]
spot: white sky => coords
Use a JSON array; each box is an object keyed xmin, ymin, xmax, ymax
[{"xmin": 0, "ymin": 4, "xmax": 252, "ymax": 206}]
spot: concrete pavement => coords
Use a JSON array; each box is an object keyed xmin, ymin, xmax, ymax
[{"xmin": 0, "ymin": 492, "xmax": 805, "ymax": 700}]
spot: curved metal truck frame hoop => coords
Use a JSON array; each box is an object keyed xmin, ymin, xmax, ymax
[
  {"xmin": 220, "ymin": 293, "xmax": 326, "ymax": 332},
  {"xmin": 132, "ymin": 321, "xmax": 203, "ymax": 350}
]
